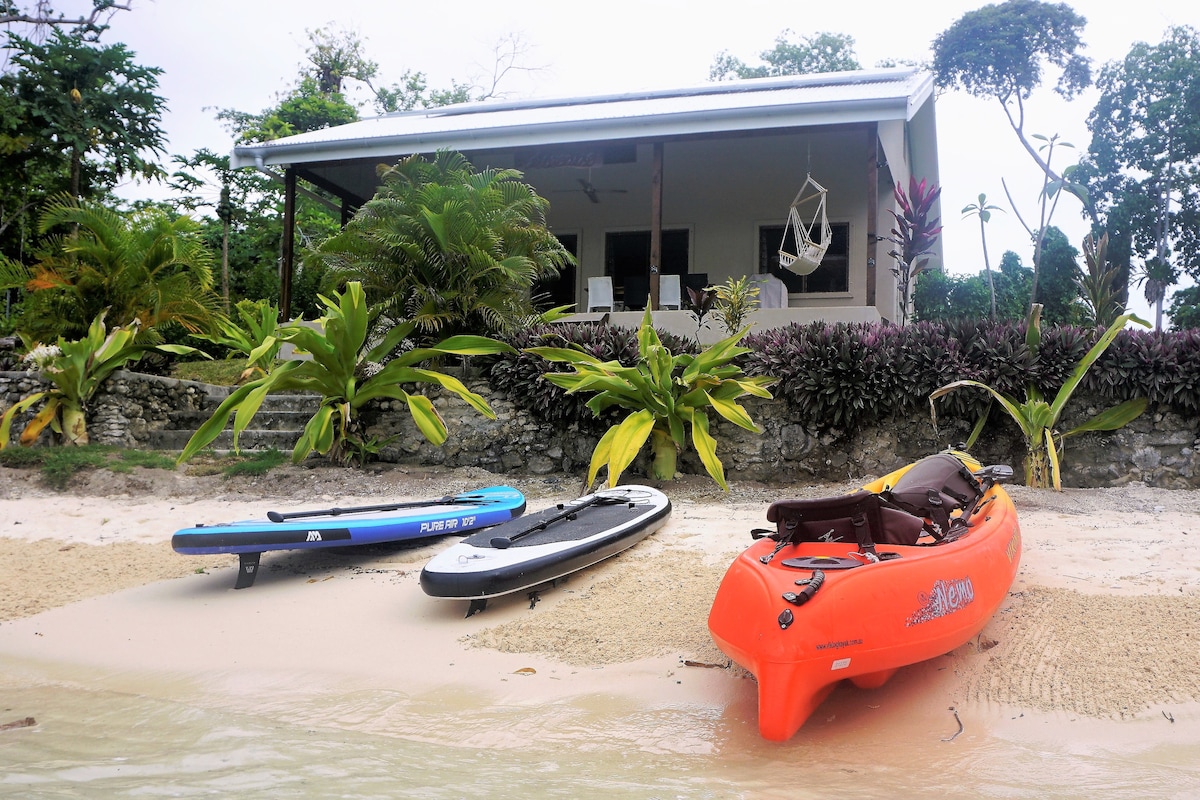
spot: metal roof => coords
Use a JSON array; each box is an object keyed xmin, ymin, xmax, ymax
[{"xmin": 230, "ymin": 68, "xmax": 935, "ymax": 169}]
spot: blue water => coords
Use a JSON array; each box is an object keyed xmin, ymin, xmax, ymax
[{"xmin": 3, "ymin": 680, "xmax": 1198, "ymax": 799}]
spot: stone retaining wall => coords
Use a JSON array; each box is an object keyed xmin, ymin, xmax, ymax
[
  {"xmin": 3, "ymin": 369, "xmax": 1197, "ymax": 488},
  {"xmin": 1, "ymin": 370, "xmax": 221, "ymax": 449}
]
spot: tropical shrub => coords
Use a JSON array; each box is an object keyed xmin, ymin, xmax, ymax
[
  {"xmin": 0, "ymin": 196, "xmax": 220, "ymax": 343},
  {"xmin": 176, "ymin": 282, "xmax": 514, "ymax": 467},
  {"xmin": 189, "ymin": 298, "xmax": 283, "ymax": 381},
  {"xmin": 1086, "ymin": 327, "xmax": 1200, "ymax": 414},
  {"xmin": 887, "ymin": 176, "xmax": 942, "ymax": 325},
  {"xmin": 308, "ymin": 150, "xmax": 574, "ymax": 341},
  {"xmin": 488, "ymin": 321, "xmax": 697, "ymax": 430},
  {"xmin": 0, "ymin": 313, "xmax": 202, "ymax": 448},
  {"xmin": 930, "ymin": 306, "xmax": 1150, "ymax": 489},
  {"xmin": 526, "ymin": 309, "xmax": 775, "ymax": 490},
  {"xmin": 712, "ymin": 275, "xmax": 760, "ymax": 336},
  {"xmin": 1077, "ymin": 232, "xmax": 1123, "ymax": 328}
]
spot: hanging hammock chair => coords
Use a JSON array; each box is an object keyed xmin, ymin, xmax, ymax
[{"xmin": 778, "ymin": 175, "xmax": 831, "ymax": 276}]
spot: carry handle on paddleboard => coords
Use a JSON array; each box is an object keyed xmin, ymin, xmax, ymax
[
  {"xmin": 490, "ymin": 492, "xmax": 629, "ymax": 549},
  {"xmin": 266, "ymin": 493, "xmax": 489, "ymax": 523}
]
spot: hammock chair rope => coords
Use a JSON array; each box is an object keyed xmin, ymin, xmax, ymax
[{"xmin": 778, "ymin": 175, "xmax": 831, "ymax": 276}]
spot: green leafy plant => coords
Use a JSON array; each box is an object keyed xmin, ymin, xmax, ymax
[
  {"xmin": 526, "ymin": 309, "xmax": 775, "ymax": 490},
  {"xmin": 1076, "ymin": 232, "xmax": 1123, "ymax": 328},
  {"xmin": 176, "ymin": 282, "xmax": 515, "ymax": 466},
  {"xmin": 929, "ymin": 305, "xmax": 1150, "ymax": 489},
  {"xmin": 1, "ymin": 196, "xmax": 220, "ymax": 344},
  {"xmin": 961, "ymin": 193, "xmax": 1004, "ymax": 318},
  {"xmin": 712, "ymin": 276, "xmax": 760, "ymax": 336},
  {"xmin": 310, "ymin": 150, "xmax": 574, "ymax": 341},
  {"xmin": 189, "ymin": 298, "xmax": 283, "ymax": 381},
  {"xmin": 1, "ymin": 313, "xmax": 201, "ymax": 448}
]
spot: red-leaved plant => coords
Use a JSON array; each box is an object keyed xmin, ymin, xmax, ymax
[{"xmin": 888, "ymin": 176, "xmax": 943, "ymax": 325}]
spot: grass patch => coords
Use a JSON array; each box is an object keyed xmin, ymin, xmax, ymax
[
  {"xmin": 1, "ymin": 445, "xmax": 125, "ymax": 489},
  {"xmin": 183, "ymin": 448, "xmax": 288, "ymax": 479},
  {"xmin": 0, "ymin": 446, "xmax": 44, "ymax": 468},
  {"xmin": 170, "ymin": 357, "xmax": 255, "ymax": 386},
  {"xmin": 219, "ymin": 449, "xmax": 287, "ymax": 478},
  {"xmin": 0, "ymin": 444, "xmax": 287, "ymax": 489},
  {"xmin": 113, "ymin": 450, "xmax": 178, "ymax": 472}
]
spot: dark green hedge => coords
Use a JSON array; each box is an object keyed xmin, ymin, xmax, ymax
[{"xmin": 487, "ymin": 320, "xmax": 1200, "ymax": 435}]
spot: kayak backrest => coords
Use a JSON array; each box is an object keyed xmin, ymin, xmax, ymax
[
  {"xmin": 880, "ymin": 453, "xmax": 985, "ymax": 536},
  {"xmin": 766, "ymin": 490, "xmax": 925, "ymax": 548}
]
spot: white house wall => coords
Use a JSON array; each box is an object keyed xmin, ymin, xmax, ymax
[{"xmin": 489, "ymin": 127, "xmax": 890, "ymax": 310}]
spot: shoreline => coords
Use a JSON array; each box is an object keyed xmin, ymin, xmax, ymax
[{"xmin": 2, "ymin": 462, "xmax": 1199, "ymax": 748}]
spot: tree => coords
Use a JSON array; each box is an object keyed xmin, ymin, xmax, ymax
[
  {"xmin": 1000, "ymin": 133, "xmax": 1085, "ymax": 313},
  {"xmin": 913, "ymin": 250, "xmax": 1033, "ymax": 323},
  {"xmin": 1, "ymin": 29, "xmax": 165, "ymax": 198},
  {"xmin": 0, "ymin": 0, "xmax": 130, "ymax": 38},
  {"xmin": 710, "ymin": 31, "xmax": 861, "ymax": 81},
  {"xmin": 1035, "ymin": 226, "xmax": 1085, "ymax": 326},
  {"xmin": 932, "ymin": 1, "xmax": 1099, "ymax": 310},
  {"xmin": 932, "ymin": 0, "xmax": 1092, "ymax": 199},
  {"xmin": 1134, "ymin": 257, "xmax": 1180, "ymax": 331},
  {"xmin": 168, "ymin": 154, "xmax": 277, "ymax": 305},
  {"xmin": 1080, "ymin": 25, "xmax": 1200, "ymax": 328},
  {"xmin": 1, "ymin": 196, "xmax": 220, "ymax": 342},
  {"xmin": 1168, "ymin": 285, "xmax": 1200, "ymax": 330},
  {"xmin": 961, "ymin": 193, "xmax": 1004, "ymax": 318},
  {"xmin": 311, "ymin": 151, "xmax": 573, "ymax": 340}
]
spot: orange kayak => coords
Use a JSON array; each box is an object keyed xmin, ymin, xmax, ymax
[{"xmin": 708, "ymin": 452, "xmax": 1021, "ymax": 741}]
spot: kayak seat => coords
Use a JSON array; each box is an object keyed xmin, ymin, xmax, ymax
[
  {"xmin": 766, "ymin": 491, "xmax": 926, "ymax": 550},
  {"xmin": 880, "ymin": 453, "xmax": 987, "ymax": 539}
]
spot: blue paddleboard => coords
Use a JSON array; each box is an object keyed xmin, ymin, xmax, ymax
[{"xmin": 172, "ymin": 485, "xmax": 526, "ymax": 588}]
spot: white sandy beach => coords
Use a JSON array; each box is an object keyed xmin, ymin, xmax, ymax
[{"xmin": 2, "ymin": 461, "xmax": 1199, "ymax": 783}]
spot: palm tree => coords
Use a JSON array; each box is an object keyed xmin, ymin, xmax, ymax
[
  {"xmin": 961, "ymin": 193, "xmax": 1003, "ymax": 319},
  {"xmin": 1134, "ymin": 257, "xmax": 1179, "ymax": 331},
  {"xmin": 311, "ymin": 150, "xmax": 574, "ymax": 341},
  {"xmin": 7, "ymin": 195, "xmax": 220, "ymax": 343}
]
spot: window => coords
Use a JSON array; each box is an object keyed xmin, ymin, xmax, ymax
[
  {"xmin": 533, "ymin": 233, "xmax": 577, "ymax": 309},
  {"xmin": 604, "ymin": 229, "xmax": 690, "ymax": 288},
  {"xmin": 758, "ymin": 222, "xmax": 850, "ymax": 293}
]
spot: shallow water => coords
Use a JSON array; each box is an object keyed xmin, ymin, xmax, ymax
[{"xmin": 4, "ymin": 670, "xmax": 1199, "ymax": 800}]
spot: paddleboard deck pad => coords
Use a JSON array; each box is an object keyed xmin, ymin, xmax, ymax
[
  {"xmin": 419, "ymin": 485, "xmax": 671, "ymax": 614},
  {"xmin": 172, "ymin": 485, "xmax": 526, "ymax": 589}
]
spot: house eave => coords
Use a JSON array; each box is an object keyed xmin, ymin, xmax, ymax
[{"xmin": 230, "ymin": 69, "xmax": 935, "ymax": 170}]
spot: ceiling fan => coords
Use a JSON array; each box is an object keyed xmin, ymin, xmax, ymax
[{"xmin": 558, "ymin": 168, "xmax": 628, "ymax": 204}]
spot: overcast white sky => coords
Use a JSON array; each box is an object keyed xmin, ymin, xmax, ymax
[{"xmin": 47, "ymin": 0, "xmax": 1199, "ymax": 317}]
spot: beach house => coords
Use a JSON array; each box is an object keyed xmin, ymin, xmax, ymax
[{"xmin": 230, "ymin": 67, "xmax": 940, "ymax": 333}]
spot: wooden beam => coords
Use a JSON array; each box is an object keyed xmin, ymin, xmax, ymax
[
  {"xmin": 281, "ymin": 168, "xmax": 297, "ymax": 321},
  {"xmin": 865, "ymin": 123, "xmax": 879, "ymax": 309},
  {"xmin": 650, "ymin": 142, "xmax": 663, "ymax": 309}
]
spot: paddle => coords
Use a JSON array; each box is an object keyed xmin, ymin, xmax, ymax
[
  {"xmin": 266, "ymin": 493, "xmax": 491, "ymax": 523},
  {"xmin": 489, "ymin": 493, "xmax": 629, "ymax": 549}
]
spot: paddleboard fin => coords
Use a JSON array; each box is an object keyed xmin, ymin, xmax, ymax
[{"xmin": 235, "ymin": 552, "xmax": 262, "ymax": 589}]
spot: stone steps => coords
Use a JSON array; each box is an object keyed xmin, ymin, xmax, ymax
[{"xmin": 145, "ymin": 388, "xmax": 321, "ymax": 454}]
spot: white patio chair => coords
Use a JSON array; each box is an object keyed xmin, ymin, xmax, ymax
[
  {"xmin": 658, "ymin": 274, "xmax": 682, "ymax": 310},
  {"xmin": 585, "ymin": 276, "xmax": 615, "ymax": 312}
]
